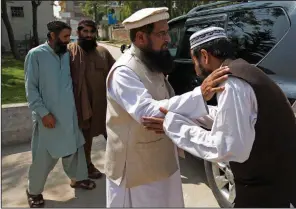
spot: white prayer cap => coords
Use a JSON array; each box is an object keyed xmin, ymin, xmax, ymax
[
  {"xmin": 122, "ymin": 7, "xmax": 170, "ymax": 30},
  {"xmin": 190, "ymin": 27, "xmax": 227, "ymax": 50}
]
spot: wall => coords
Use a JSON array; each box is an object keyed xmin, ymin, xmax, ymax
[
  {"xmin": 1, "ymin": 103, "xmax": 32, "ymax": 146},
  {"xmin": 112, "ymin": 28, "xmax": 129, "ymax": 41},
  {"xmin": 1, "ymin": 1, "xmax": 54, "ymax": 51}
]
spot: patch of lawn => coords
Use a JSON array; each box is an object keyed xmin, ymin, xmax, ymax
[{"xmin": 1, "ymin": 55, "xmax": 26, "ymax": 104}]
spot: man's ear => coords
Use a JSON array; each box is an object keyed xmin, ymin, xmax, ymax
[
  {"xmin": 136, "ymin": 31, "xmax": 146, "ymax": 46},
  {"xmin": 200, "ymin": 49, "xmax": 209, "ymax": 65},
  {"xmin": 50, "ymin": 32, "xmax": 56, "ymax": 40}
]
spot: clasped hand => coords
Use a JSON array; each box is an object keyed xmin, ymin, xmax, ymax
[{"xmin": 142, "ymin": 107, "xmax": 168, "ymax": 134}]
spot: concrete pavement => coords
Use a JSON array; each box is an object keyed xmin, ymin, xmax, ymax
[
  {"xmin": 97, "ymin": 42, "xmax": 123, "ymax": 60},
  {"xmin": 2, "ymin": 136, "xmax": 219, "ymax": 207}
]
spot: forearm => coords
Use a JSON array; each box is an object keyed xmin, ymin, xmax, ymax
[
  {"xmin": 109, "ymin": 67, "xmax": 209, "ymax": 123},
  {"xmin": 163, "ymin": 112, "xmax": 225, "ymax": 162},
  {"xmin": 25, "ymin": 82, "xmax": 49, "ymax": 118},
  {"xmin": 121, "ymin": 87, "xmax": 208, "ymax": 123},
  {"xmin": 163, "ymin": 112, "xmax": 254, "ymax": 163}
]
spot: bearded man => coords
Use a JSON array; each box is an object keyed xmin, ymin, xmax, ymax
[
  {"xmin": 105, "ymin": 8, "xmax": 230, "ymax": 207},
  {"xmin": 143, "ymin": 27, "xmax": 296, "ymax": 208},
  {"xmin": 68, "ymin": 20, "xmax": 115, "ymax": 179},
  {"xmin": 25, "ymin": 21, "xmax": 96, "ymax": 208}
]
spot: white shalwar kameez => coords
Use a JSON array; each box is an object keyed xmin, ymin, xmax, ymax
[
  {"xmin": 163, "ymin": 77, "xmax": 258, "ymax": 164},
  {"xmin": 106, "ymin": 66, "xmax": 209, "ymax": 207},
  {"xmin": 162, "ymin": 75, "xmax": 295, "ymax": 208}
]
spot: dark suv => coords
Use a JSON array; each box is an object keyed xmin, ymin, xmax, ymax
[{"xmin": 167, "ymin": 1, "xmax": 296, "ymax": 207}]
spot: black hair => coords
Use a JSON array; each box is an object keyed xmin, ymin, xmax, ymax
[
  {"xmin": 129, "ymin": 23, "xmax": 154, "ymax": 42},
  {"xmin": 47, "ymin": 21, "xmax": 71, "ymax": 40},
  {"xmin": 77, "ymin": 19, "xmax": 96, "ymax": 31},
  {"xmin": 192, "ymin": 38, "xmax": 235, "ymax": 61}
]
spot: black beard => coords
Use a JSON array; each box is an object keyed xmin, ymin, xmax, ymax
[
  {"xmin": 53, "ymin": 39, "xmax": 68, "ymax": 55},
  {"xmin": 140, "ymin": 47, "xmax": 174, "ymax": 74},
  {"xmin": 54, "ymin": 43, "xmax": 68, "ymax": 55},
  {"xmin": 78, "ymin": 38, "xmax": 97, "ymax": 52},
  {"xmin": 199, "ymin": 64, "xmax": 211, "ymax": 80}
]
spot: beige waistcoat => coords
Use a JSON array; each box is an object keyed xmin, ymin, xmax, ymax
[{"xmin": 104, "ymin": 45, "xmax": 179, "ymax": 188}]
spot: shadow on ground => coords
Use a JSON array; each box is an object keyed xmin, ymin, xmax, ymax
[
  {"xmin": 2, "ymin": 142, "xmax": 31, "ymax": 157},
  {"xmin": 179, "ymin": 152, "xmax": 209, "ymax": 187},
  {"xmin": 43, "ymin": 178, "xmax": 106, "ymax": 208},
  {"xmin": 1, "ymin": 136, "xmax": 107, "ymax": 208}
]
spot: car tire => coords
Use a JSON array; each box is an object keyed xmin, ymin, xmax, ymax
[{"xmin": 204, "ymin": 160, "xmax": 235, "ymax": 208}]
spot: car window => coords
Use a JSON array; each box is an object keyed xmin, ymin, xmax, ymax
[
  {"xmin": 226, "ymin": 7, "xmax": 290, "ymax": 65},
  {"xmin": 168, "ymin": 22, "xmax": 185, "ymax": 57}
]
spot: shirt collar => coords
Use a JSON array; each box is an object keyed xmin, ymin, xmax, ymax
[{"xmin": 44, "ymin": 41, "xmax": 56, "ymax": 54}]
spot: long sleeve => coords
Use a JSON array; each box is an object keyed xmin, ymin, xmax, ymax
[
  {"xmin": 108, "ymin": 66, "xmax": 208, "ymax": 123},
  {"xmin": 163, "ymin": 77, "xmax": 258, "ymax": 163},
  {"xmin": 104, "ymin": 49, "xmax": 116, "ymax": 80},
  {"xmin": 107, "ymin": 49, "xmax": 116, "ymax": 69},
  {"xmin": 24, "ymin": 51, "xmax": 49, "ymax": 118}
]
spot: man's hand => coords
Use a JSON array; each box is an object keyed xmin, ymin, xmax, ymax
[
  {"xmin": 42, "ymin": 113, "xmax": 56, "ymax": 129},
  {"xmin": 141, "ymin": 107, "xmax": 168, "ymax": 134},
  {"xmin": 201, "ymin": 66, "xmax": 230, "ymax": 101}
]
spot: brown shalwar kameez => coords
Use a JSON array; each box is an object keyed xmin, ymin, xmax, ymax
[{"xmin": 68, "ymin": 43, "xmax": 115, "ymax": 178}]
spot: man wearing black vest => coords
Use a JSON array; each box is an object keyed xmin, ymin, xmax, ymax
[{"xmin": 142, "ymin": 27, "xmax": 296, "ymax": 207}]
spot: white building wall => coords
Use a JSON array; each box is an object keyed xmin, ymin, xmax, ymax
[{"xmin": 1, "ymin": 1, "xmax": 54, "ymax": 51}]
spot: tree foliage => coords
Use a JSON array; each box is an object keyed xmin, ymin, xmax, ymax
[
  {"xmin": 80, "ymin": 0, "xmax": 218, "ymax": 22},
  {"xmin": 79, "ymin": 1, "xmax": 249, "ymax": 22},
  {"xmin": 120, "ymin": 0, "xmax": 217, "ymax": 20},
  {"xmin": 80, "ymin": 1, "xmax": 107, "ymax": 23}
]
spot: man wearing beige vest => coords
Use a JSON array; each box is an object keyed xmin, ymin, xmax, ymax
[{"xmin": 105, "ymin": 7, "xmax": 230, "ymax": 207}]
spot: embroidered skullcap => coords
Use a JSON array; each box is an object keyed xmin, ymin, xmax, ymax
[
  {"xmin": 122, "ymin": 7, "xmax": 170, "ymax": 30},
  {"xmin": 190, "ymin": 27, "xmax": 227, "ymax": 50},
  {"xmin": 47, "ymin": 20, "xmax": 71, "ymax": 32},
  {"xmin": 78, "ymin": 19, "xmax": 96, "ymax": 29}
]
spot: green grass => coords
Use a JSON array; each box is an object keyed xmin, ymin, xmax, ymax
[{"xmin": 1, "ymin": 55, "xmax": 26, "ymax": 104}]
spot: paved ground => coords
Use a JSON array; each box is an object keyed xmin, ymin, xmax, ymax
[
  {"xmin": 97, "ymin": 42, "xmax": 123, "ymax": 60},
  {"xmin": 1, "ymin": 43, "xmax": 219, "ymax": 208},
  {"xmin": 2, "ymin": 136, "xmax": 219, "ymax": 208}
]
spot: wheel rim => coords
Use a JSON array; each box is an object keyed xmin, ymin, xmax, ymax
[{"xmin": 212, "ymin": 162, "xmax": 236, "ymax": 204}]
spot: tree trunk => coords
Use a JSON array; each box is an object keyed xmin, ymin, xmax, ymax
[
  {"xmin": 93, "ymin": 2, "xmax": 98, "ymax": 23},
  {"xmin": 31, "ymin": 1, "xmax": 41, "ymax": 46},
  {"xmin": 1, "ymin": 0, "xmax": 21, "ymax": 60}
]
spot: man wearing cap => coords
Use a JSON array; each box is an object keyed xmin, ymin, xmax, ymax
[
  {"xmin": 105, "ymin": 8, "xmax": 230, "ymax": 207},
  {"xmin": 143, "ymin": 27, "xmax": 296, "ymax": 207},
  {"xmin": 25, "ymin": 21, "xmax": 96, "ymax": 208},
  {"xmin": 68, "ymin": 19, "xmax": 115, "ymax": 179}
]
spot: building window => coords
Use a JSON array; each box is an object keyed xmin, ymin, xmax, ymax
[{"xmin": 11, "ymin": 6, "xmax": 24, "ymax": 17}]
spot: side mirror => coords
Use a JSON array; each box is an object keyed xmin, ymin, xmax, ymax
[
  {"xmin": 120, "ymin": 44, "xmax": 126, "ymax": 53},
  {"xmin": 120, "ymin": 44, "xmax": 131, "ymax": 53}
]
